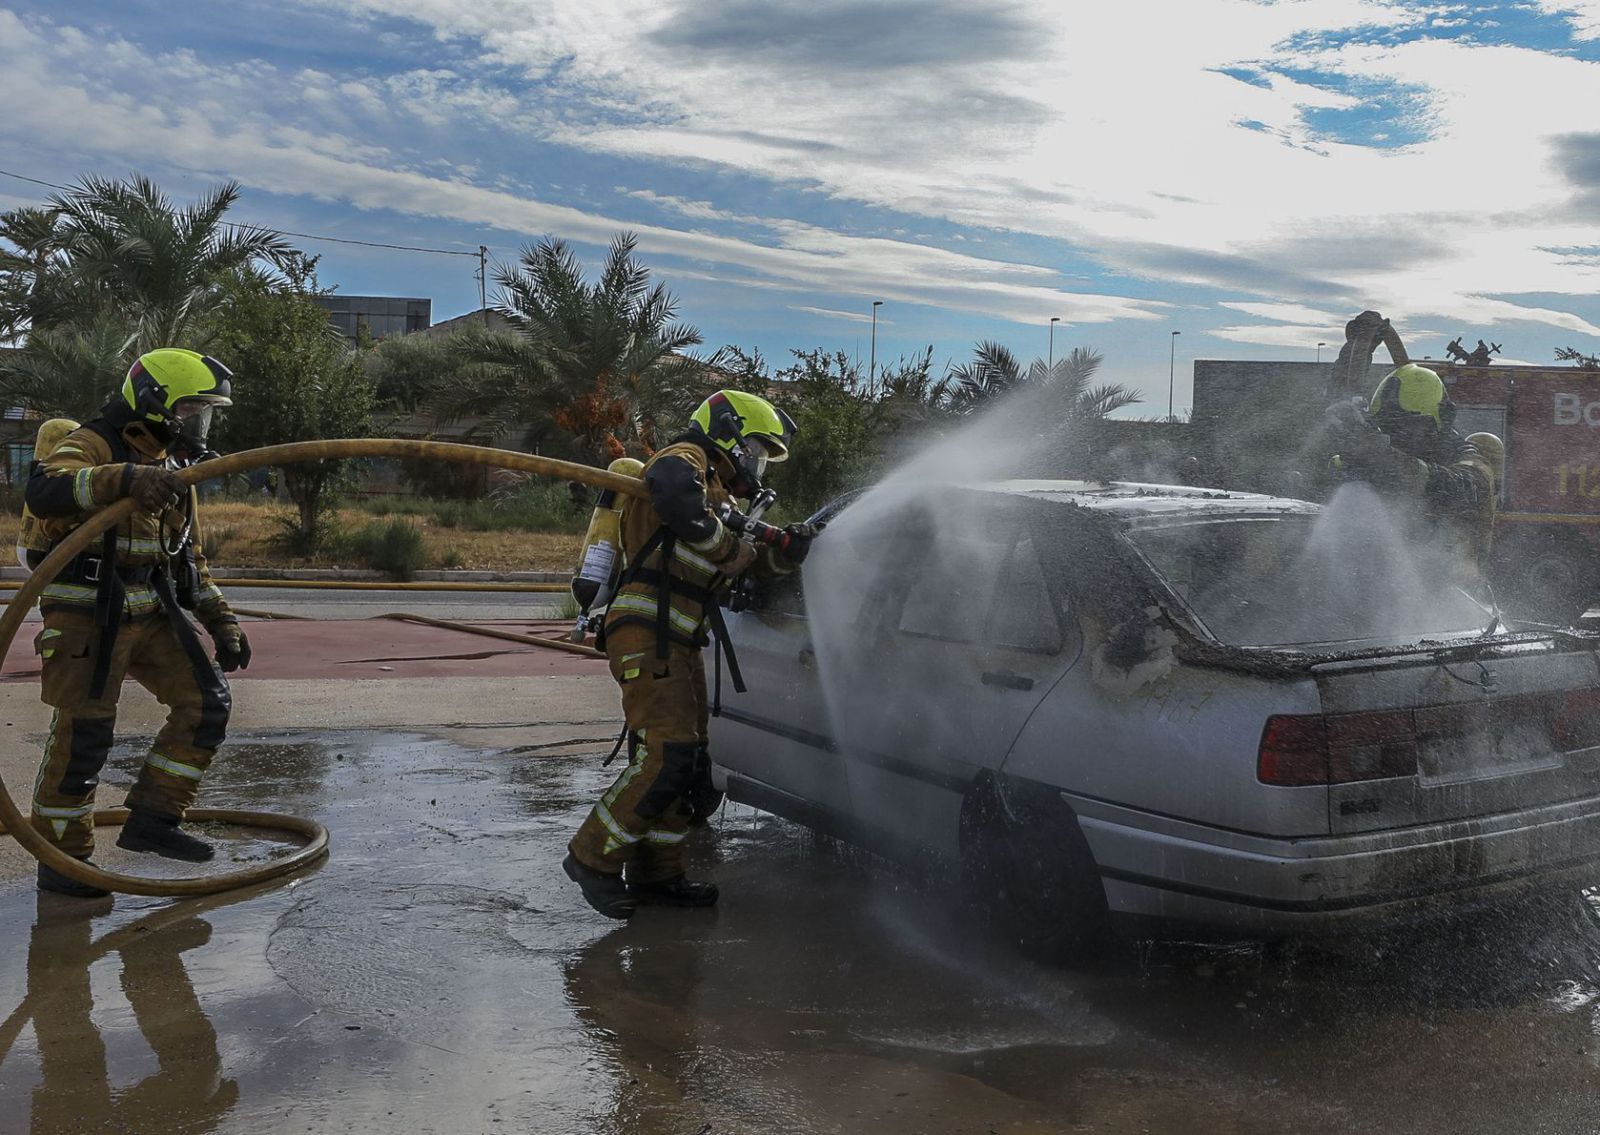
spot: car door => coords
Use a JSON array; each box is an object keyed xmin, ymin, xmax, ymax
[
  {"xmin": 709, "ymin": 566, "xmax": 843, "ymax": 809},
  {"xmin": 818, "ymin": 496, "xmax": 1084, "ymax": 856}
]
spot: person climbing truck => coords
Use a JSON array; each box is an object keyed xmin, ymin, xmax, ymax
[
  {"xmin": 22, "ymin": 349, "xmax": 248, "ymax": 898},
  {"xmin": 564, "ymin": 390, "xmax": 816, "ymax": 919},
  {"xmin": 1324, "ymin": 361, "xmax": 1503, "ymax": 580}
]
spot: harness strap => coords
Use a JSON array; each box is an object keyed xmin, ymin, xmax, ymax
[{"xmin": 87, "ymin": 529, "xmax": 125, "ymax": 700}]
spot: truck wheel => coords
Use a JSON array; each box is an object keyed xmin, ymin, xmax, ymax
[
  {"xmin": 960, "ymin": 776, "xmax": 1108, "ymax": 963},
  {"xmin": 1490, "ymin": 530, "xmax": 1595, "ymax": 625}
]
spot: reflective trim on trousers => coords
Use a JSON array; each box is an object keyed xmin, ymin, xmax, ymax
[
  {"xmin": 144, "ymin": 751, "xmax": 204, "ymax": 781},
  {"xmin": 594, "ymin": 801, "xmax": 642, "ymax": 847}
]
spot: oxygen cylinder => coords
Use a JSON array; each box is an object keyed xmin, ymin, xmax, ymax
[
  {"xmin": 16, "ymin": 418, "xmax": 80, "ymax": 570},
  {"xmin": 569, "ymin": 457, "xmax": 644, "ymax": 634}
]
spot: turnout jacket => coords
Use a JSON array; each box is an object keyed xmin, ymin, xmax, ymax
[
  {"xmin": 604, "ymin": 437, "xmax": 796, "ymax": 649},
  {"xmin": 23, "ymin": 415, "xmax": 231, "ymax": 624}
]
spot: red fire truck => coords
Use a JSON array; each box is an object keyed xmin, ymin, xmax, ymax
[{"xmin": 1437, "ymin": 361, "xmax": 1600, "ymax": 621}]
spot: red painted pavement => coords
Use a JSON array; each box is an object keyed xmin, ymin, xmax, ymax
[{"xmin": 0, "ymin": 619, "xmax": 610, "ymax": 682}]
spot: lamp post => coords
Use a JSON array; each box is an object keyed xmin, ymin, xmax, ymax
[
  {"xmin": 1317, "ymin": 341, "xmax": 1326, "ymax": 364},
  {"xmin": 870, "ymin": 300, "xmax": 884, "ymax": 385},
  {"xmin": 1049, "ymin": 316, "xmax": 1061, "ymax": 368},
  {"xmin": 1168, "ymin": 330, "xmax": 1181, "ymax": 421}
]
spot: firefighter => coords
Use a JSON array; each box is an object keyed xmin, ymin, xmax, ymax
[
  {"xmin": 24, "ymin": 349, "xmax": 248, "ymax": 898},
  {"xmin": 564, "ymin": 390, "xmax": 814, "ymax": 919},
  {"xmin": 1326, "ymin": 362, "xmax": 1503, "ymax": 573}
]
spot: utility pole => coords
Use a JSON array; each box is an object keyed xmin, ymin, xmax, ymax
[
  {"xmin": 477, "ymin": 246, "xmax": 489, "ymax": 327},
  {"xmin": 1049, "ymin": 316, "xmax": 1061, "ymax": 368},
  {"xmin": 870, "ymin": 300, "xmax": 884, "ymax": 385},
  {"xmin": 1168, "ymin": 330, "xmax": 1181, "ymax": 421},
  {"xmin": 1316, "ymin": 340, "xmax": 1326, "ymax": 364}
]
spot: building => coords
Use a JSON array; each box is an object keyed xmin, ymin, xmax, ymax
[
  {"xmin": 414, "ymin": 308, "xmax": 514, "ymax": 339},
  {"xmin": 315, "ymin": 295, "xmax": 431, "ymax": 343}
]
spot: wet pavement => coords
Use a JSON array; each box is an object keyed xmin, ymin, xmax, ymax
[{"xmin": 3, "ymin": 721, "xmax": 1600, "ymax": 1133}]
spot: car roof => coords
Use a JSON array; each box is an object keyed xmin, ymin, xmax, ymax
[{"xmin": 976, "ymin": 479, "xmax": 1321, "ymax": 520}]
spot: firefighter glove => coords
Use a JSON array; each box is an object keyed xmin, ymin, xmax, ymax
[
  {"xmin": 781, "ymin": 522, "xmax": 819, "ymax": 565},
  {"xmin": 206, "ymin": 617, "xmax": 251, "ymax": 672},
  {"xmin": 124, "ymin": 464, "xmax": 187, "ymax": 513}
]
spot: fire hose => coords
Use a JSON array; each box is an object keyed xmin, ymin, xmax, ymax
[{"xmin": 0, "ymin": 438, "xmax": 646, "ymax": 896}]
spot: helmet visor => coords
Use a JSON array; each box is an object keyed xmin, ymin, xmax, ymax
[{"xmin": 173, "ymin": 399, "xmax": 217, "ymax": 453}]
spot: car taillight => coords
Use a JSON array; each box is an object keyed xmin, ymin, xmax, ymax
[
  {"xmin": 1554, "ymin": 688, "xmax": 1600, "ymax": 751},
  {"xmin": 1262, "ymin": 689, "xmax": 1600, "ymax": 786},
  {"xmin": 1257, "ymin": 715, "xmax": 1327, "ymax": 786},
  {"xmin": 1258, "ymin": 711, "xmax": 1417, "ymax": 786}
]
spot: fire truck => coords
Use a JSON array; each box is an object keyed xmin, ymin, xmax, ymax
[
  {"xmin": 1187, "ymin": 312, "xmax": 1600, "ymax": 622},
  {"xmin": 1438, "ymin": 360, "xmax": 1600, "ymax": 621}
]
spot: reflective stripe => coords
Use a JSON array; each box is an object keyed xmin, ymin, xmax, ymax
[
  {"xmin": 52, "ymin": 445, "xmax": 87, "ymax": 459},
  {"xmin": 644, "ymin": 827, "xmax": 687, "ymax": 845},
  {"xmin": 72, "ymin": 469, "xmax": 95, "ymax": 510},
  {"xmin": 593, "ymin": 801, "xmax": 642, "ymax": 846},
  {"xmin": 196, "ymin": 583, "xmax": 225, "ymax": 605},
  {"xmin": 41, "ymin": 582, "xmax": 160, "ymax": 612},
  {"xmin": 609, "ymin": 592, "xmax": 702, "ymax": 636},
  {"xmin": 144, "ymin": 751, "xmax": 204, "ymax": 781},
  {"xmin": 685, "ymin": 520, "xmax": 728, "ymax": 554},
  {"xmin": 673, "ymin": 543, "xmax": 722, "ymax": 577},
  {"xmin": 32, "ymin": 801, "xmax": 93, "ymax": 819}
]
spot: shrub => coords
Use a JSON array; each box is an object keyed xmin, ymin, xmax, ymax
[
  {"xmin": 202, "ymin": 524, "xmax": 238, "ymax": 564},
  {"xmin": 350, "ymin": 518, "xmax": 427, "ymax": 580}
]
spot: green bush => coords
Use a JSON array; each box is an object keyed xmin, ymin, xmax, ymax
[{"xmin": 349, "ymin": 518, "xmax": 427, "ymax": 580}]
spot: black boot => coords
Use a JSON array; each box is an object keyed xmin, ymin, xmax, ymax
[
  {"xmin": 631, "ymin": 876, "xmax": 719, "ymax": 907},
  {"xmin": 116, "ymin": 811, "xmax": 214, "ymax": 863},
  {"xmin": 563, "ymin": 852, "xmax": 636, "ymax": 920},
  {"xmin": 38, "ymin": 857, "xmax": 111, "ymax": 898}
]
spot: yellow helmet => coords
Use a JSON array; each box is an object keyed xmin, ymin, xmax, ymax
[
  {"xmin": 122, "ymin": 348, "xmax": 233, "ymax": 454},
  {"xmin": 1369, "ymin": 363, "xmax": 1451, "ymax": 428},
  {"xmin": 689, "ymin": 389, "xmax": 795, "ymax": 493}
]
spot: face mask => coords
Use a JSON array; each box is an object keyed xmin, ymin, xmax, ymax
[{"xmin": 173, "ymin": 401, "xmax": 218, "ymax": 460}]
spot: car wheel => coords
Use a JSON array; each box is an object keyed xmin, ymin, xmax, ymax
[
  {"xmin": 960, "ymin": 776, "xmax": 1108, "ymax": 963},
  {"xmin": 1490, "ymin": 528, "xmax": 1595, "ymax": 625}
]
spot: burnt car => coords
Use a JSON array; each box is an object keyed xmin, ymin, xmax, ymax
[{"xmin": 709, "ymin": 480, "xmax": 1600, "ymax": 956}]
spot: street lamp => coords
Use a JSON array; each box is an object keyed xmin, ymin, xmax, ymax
[
  {"xmin": 870, "ymin": 300, "xmax": 884, "ymax": 385},
  {"xmin": 1316, "ymin": 341, "xmax": 1326, "ymax": 364},
  {"xmin": 1049, "ymin": 316, "xmax": 1061, "ymax": 368},
  {"xmin": 1168, "ymin": 330, "xmax": 1181, "ymax": 421}
]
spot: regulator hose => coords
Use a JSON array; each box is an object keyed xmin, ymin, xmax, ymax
[{"xmin": 0, "ymin": 439, "xmax": 646, "ymax": 896}]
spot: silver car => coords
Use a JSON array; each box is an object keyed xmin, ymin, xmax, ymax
[{"xmin": 709, "ymin": 480, "xmax": 1600, "ymax": 956}]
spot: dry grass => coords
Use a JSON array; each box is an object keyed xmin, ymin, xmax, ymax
[{"xmin": 0, "ymin": 500, "xmax": 583, "ymax": 572}]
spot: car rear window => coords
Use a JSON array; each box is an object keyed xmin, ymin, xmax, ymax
[{"xmin": 1127, "ymin": 516, "xmax": 1491, "ymax": 647}]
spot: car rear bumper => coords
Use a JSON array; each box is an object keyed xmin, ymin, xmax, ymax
[{"xmin": 1067, "ymin": 790, "xmax": 1600, "ymax": 933}]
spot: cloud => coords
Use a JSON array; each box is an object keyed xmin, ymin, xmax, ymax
[
  {"xmin": 1536, "ymin": 1, "xmax": 1600, "ymax": 39},
  {"xmin": 790, "ymin": 305, "xmax": 888, "ymax": 325},
  {"xmin": 0, "ymin": 11, "xmax": 1166, "ymax": 328},
  {"xmin": 648, "ymin": 0, "xmax": 1042, "ymax": 71}
]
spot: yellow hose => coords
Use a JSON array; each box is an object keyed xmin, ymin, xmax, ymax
[{"xmin": 0, "ymin": 438, "xmax": 643, "ymax": 896}]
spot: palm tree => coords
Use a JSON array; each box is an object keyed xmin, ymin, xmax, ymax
[
  {"xmin": 0, "ymin": 317, "xmax": 131, "ymax": 420},
  {"xmin": 435, "ymin": 232, "xmax": 706, "ymax": 463},
  {"xmin": 43, "ymin": 175, "xmax": 293, "ymax": 353},
  {"xmin": 947, "ymin": 341, "xmax": 1140, "ymax": 421}
]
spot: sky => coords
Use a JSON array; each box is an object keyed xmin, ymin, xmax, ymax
[{"xmin": 4, "ymin": 0, "xmax": 1600, "ymax": 413}]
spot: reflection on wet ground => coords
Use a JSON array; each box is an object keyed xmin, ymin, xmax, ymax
[{"xmin": 2, "ymin": 732, "xmax": 1600, "ymax": 1133}]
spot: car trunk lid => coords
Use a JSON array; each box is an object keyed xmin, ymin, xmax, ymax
[{"xmin": 1309, "ymin": 641, "xmax": 1600, "ymax": 833}]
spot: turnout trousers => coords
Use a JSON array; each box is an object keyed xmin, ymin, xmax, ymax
[
  {"xmin": 30, "ymin": 608, "xmax": 231, "ymax": 858},
  {"xmin": 569, "ymin": 625, "xmax": 709, "ymax": 884}
]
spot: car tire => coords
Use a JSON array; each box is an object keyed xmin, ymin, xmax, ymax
[
  {"xmin": 1489, "ymin": 528, "xmax": 1595, "ymax": 625},
  {"xmin": 960, "ymin": 776, "xmax": 1108, "ymax": 964}
]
